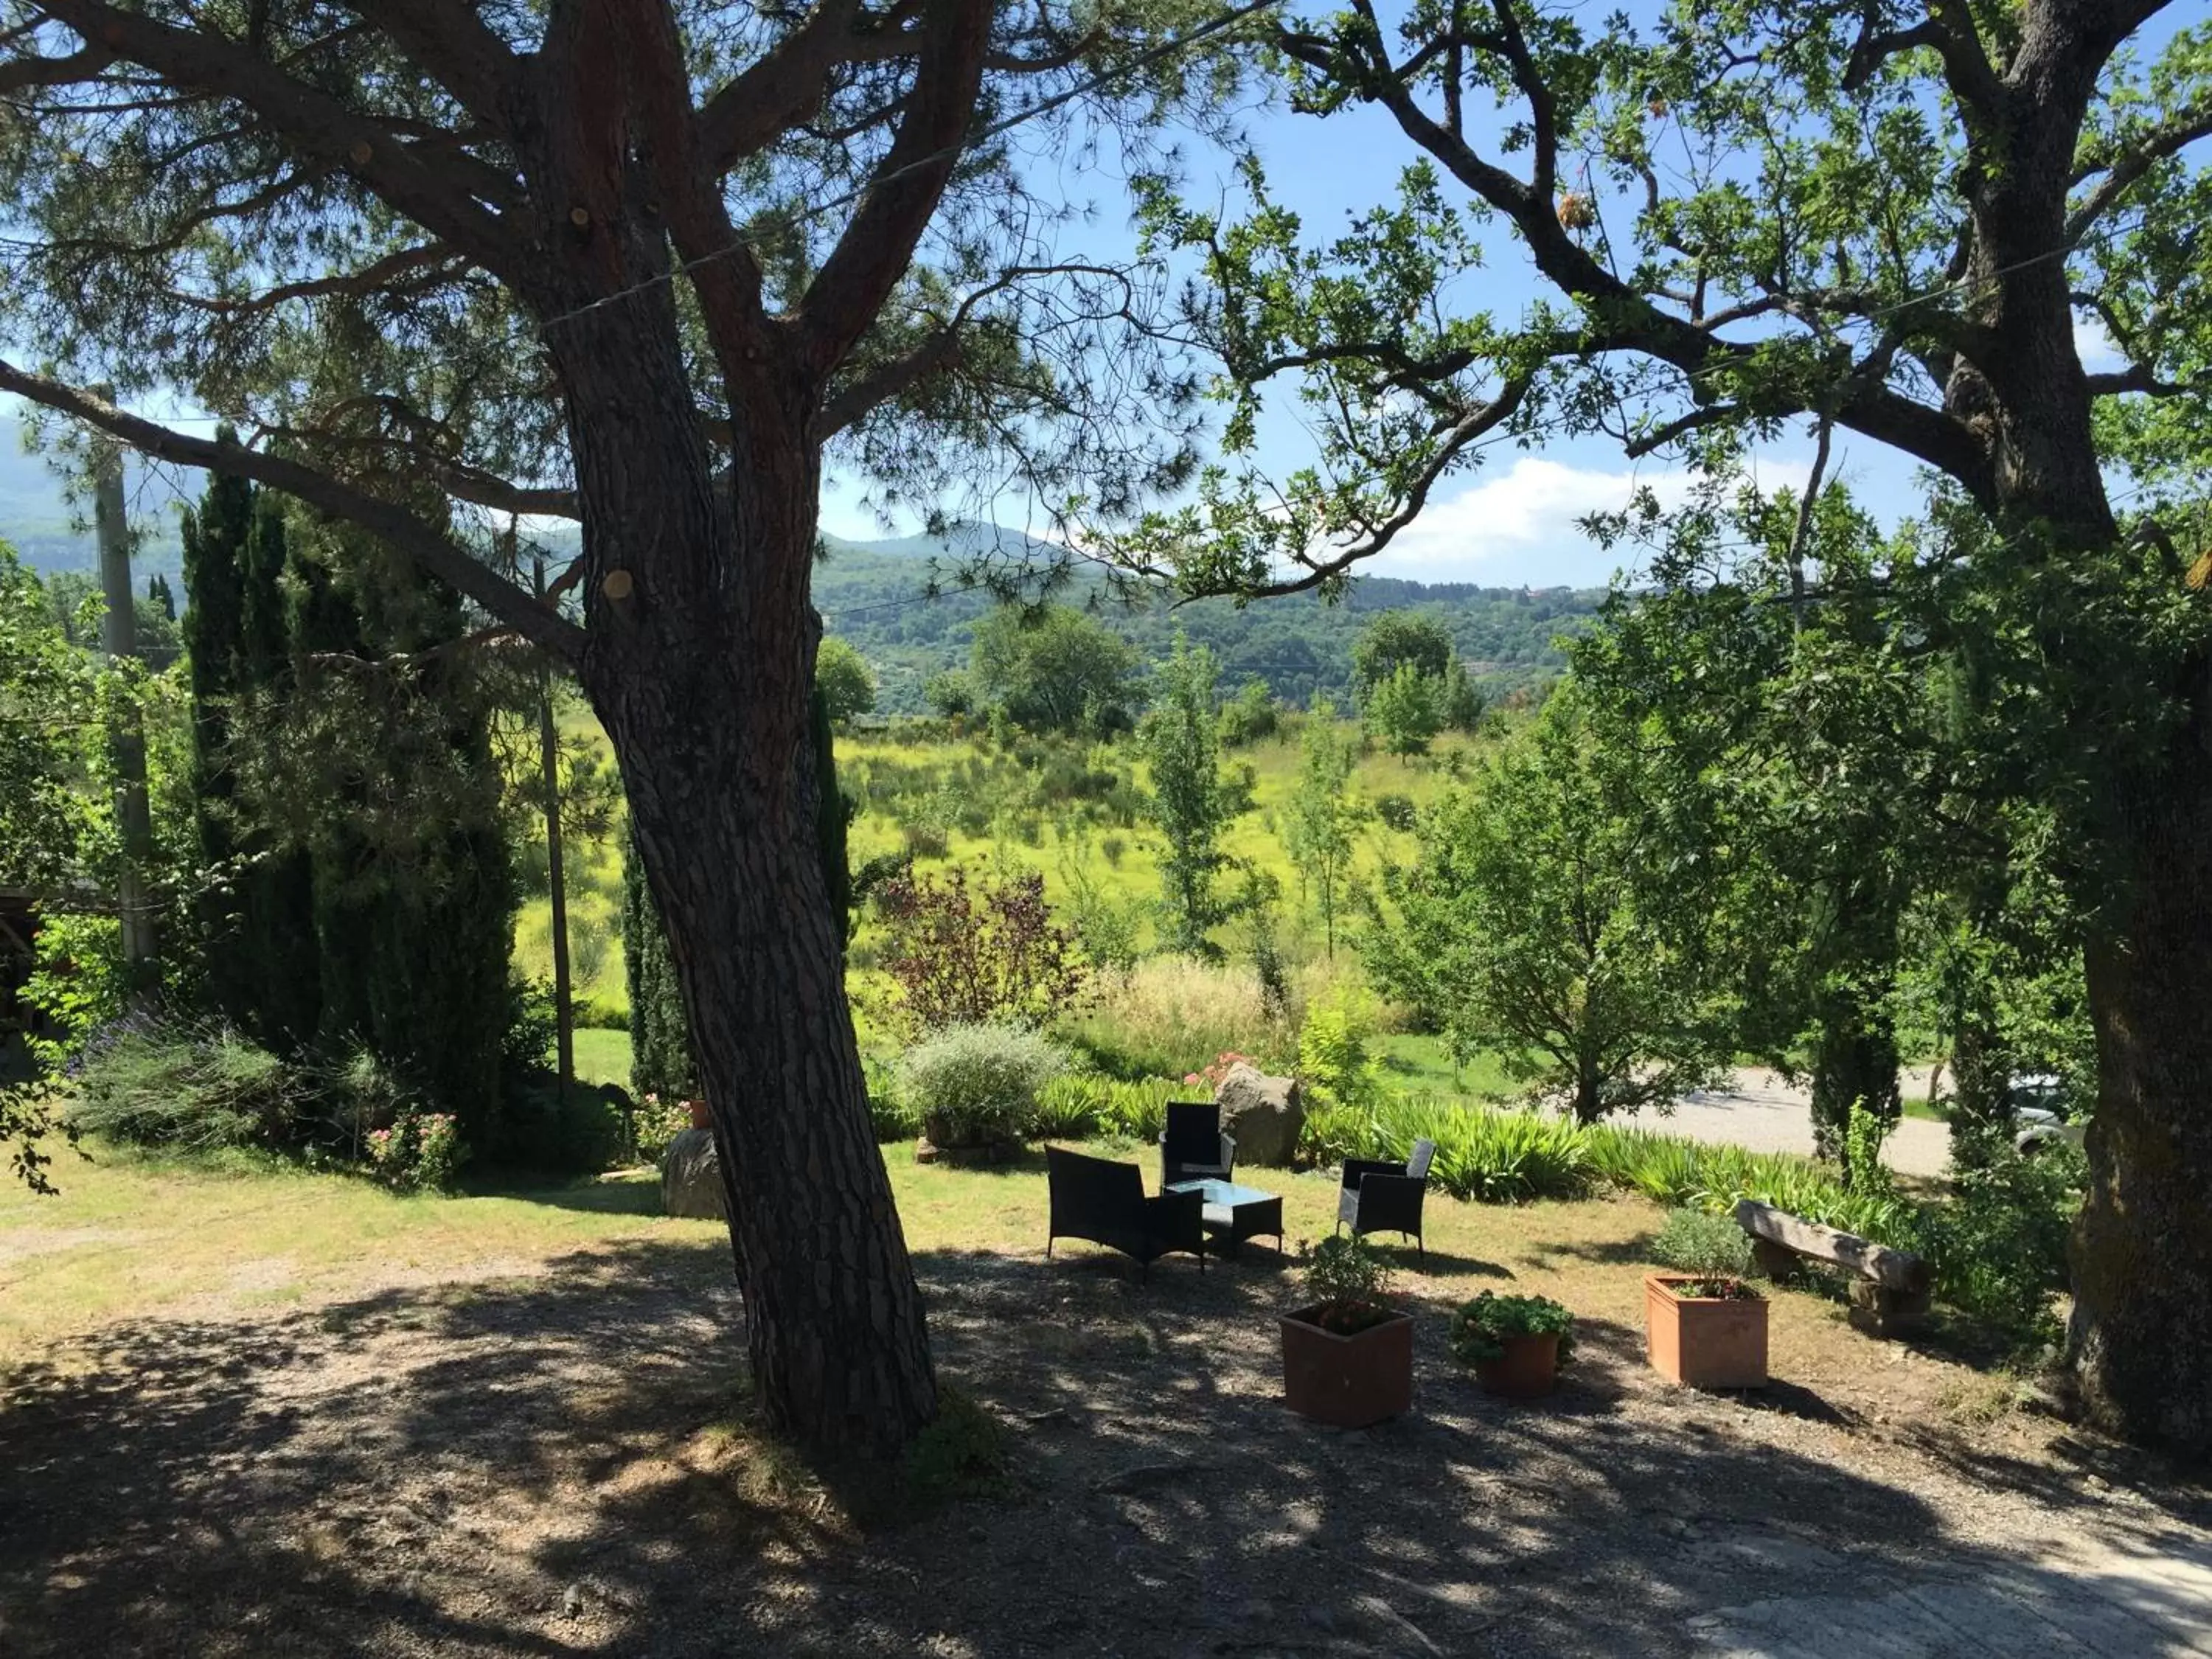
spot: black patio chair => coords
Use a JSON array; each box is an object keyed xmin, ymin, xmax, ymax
[
  {"xmin": 1158, "ymin": 1100, "xmax": 1237, "ymax": 1189},
  {"xmin": 1046, "ymin": 1146, "xmax": 1206, "ymax": 1277},
  {"xmin": 1337, "ymin": 1137, "xmax": 1437, "ymax": 1262}
]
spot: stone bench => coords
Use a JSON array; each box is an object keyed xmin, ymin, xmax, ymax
[{"xmin": 1732, "ymin": 1198, "xmax": 1933, "ymax": 1337}]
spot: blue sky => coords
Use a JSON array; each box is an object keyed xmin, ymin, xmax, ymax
[
  {"xmin": 818, "ymin": 52, "xmax": 1868, "ymax": 585},
  {"xmin": 9, "ymin": 9, "xmax": 2151, "ymax": 589},
  {"xmin": 823, "ymin": 20, "xmax": 2141, "ymax": 588}
]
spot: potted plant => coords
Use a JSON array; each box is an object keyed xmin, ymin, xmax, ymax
[
  {"xmin": 1644, "ymin": 1274, "xmax": 1768, "ymax": 1389},
  {"xmin": 1280, "ymin": 1234, "xmax": 1415, "ymax": 1427},
  {"xmin": 1450, "ymin": 1292, "xmax": 1574, "ymax": 1399}
]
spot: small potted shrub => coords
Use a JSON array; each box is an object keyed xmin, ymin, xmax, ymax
[
  {"xmin": 1645, "ymin": 1206, "xmax": 1769, "ymax": 1388},
  {"xmin": 1450, "ymin": 1291, "xmax": 1574, "ymax": 1399},
  {"xmin": 1281, "ymin": 1234, "xmax": 1414, "ymax": 1427}
]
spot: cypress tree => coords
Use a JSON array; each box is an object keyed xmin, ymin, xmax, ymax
[
  {"xmin": 296, "ymin": 526, "xmax": 512, "ymax": 1141},
  {"xmin": 624, "ymin": 833, "xmax": 698, "ymax": 1102}
]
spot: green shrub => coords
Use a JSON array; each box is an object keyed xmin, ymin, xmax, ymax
[
  {"xmin": 367, "ymin": 1108, "xmax": 463, "ymax": 1194},
  {"xmin": 1297, "ymin": 995, "xmax": 1383, "ymax": 1110},
  {"xmin": 70, "ymin": 1018, "xmax": 306, "ymax": 1151},
  {"xmin": 1026, "ymin": 1073, "xmax": 1177, "ymax": 1141},
  {"xmin": 1299, "ymin": 1234, "xmax": 1397, "ymax": 1333},
  {"xmin": 1030, "ymin": 1074, "xmax": 1107, "ymax": 1139},
  {"xmin": 313, "ymin": 1044, "xmax": 423, "ymax": 1150},
  {"xmin": 571, "ymin": 995, "xmax": 629, "ymax": 1031},
  {"xmin": 900, "ymin": 1024, "xmax": 1067, "ymax": 1147},
  {"xmin": 1919, "ymin": 1125, "xmax": 2084, "ymax": 1354},
  {"xmin": 633, "ymin": 1091, "xmax": 694, "ymax": 1162},
  {"xmin": 1374, "ymin": 793, "xmax": 1416, "ymax": 832},
  {"xmin": 488, "ymin": 1074, "xmax": 632, "ymax": 1172},
  {"xmin": 1304, "ymin": 1096, "xmax": 1591, "ymax": 1203},
  {"xmin": 1448, "ymin": 1291, "xmax": 1575, "ymax": 1365},
  {"xmin": 1652, "ymin": 1207, "xmax": 1756, "ymax": 1277}
]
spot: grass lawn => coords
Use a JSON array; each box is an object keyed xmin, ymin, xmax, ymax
[{"xmin": 571, "ymin": 1025, "xmax": 633, "ymax": 1090}]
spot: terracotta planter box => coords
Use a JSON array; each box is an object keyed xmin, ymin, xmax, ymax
[
  {"xmin": 1280, "ymin": 1305, "xmax": 1414, "ymax": 1427},
  {"xmin": 1645, "ymin": 1275, "xmax": 1769, "ymax": 1389},
  {"xmin": 1472, "ymin": 1332, "xmax": 1562, "ymax": 1399}
]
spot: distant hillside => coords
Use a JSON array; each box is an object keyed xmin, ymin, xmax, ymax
[
  {"xmin": 1, "ymin": 417, "xmax": 194, "ymax": 585},
  {"xmin": 813, "ymin": 523, "xmax": 1607, "ymax": 712},
  {"xmin": 0, "ymin": 437, "xmax": 1605, "ymax": 706}
]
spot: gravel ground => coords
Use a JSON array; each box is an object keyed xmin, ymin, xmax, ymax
[
  {"xmin": 1662, "ymin": 1068, "xmax": 1953, "ymax": 1178},
  {"xmin": 4, "ymin": 1219, "xmax": 2205, "ymax": 1658}
]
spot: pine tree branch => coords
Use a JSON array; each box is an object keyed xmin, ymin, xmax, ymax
[
  {"xmin": 0, "ymin": 362, "xmax": 585, "ymax": 661},
  {"xmin": 29, "ymin": 2, "xmax": 521, "ymax": 271},
  {"xmin": 796, "ymin": 0, "xmax": 996, "ymax": 373}
]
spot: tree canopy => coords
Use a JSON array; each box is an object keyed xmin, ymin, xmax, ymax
[
  {"xmin": 970, "ymin": 603, "xmax": 1147, "ymax": 734},
  {"xmin": 1104, "ymin": 0, "xmax": 2212, "ymax": 1455}
]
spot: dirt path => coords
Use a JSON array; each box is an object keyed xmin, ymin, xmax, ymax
[
  {"xmin": 3, "ymin": 1228, "xmax": 2204, "ymax": 1657},
  {"xmin": 1661, "ymin": 1068, "xmax": 1954, "ymax": 1178}
]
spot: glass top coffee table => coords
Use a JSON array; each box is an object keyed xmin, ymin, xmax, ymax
[{"xmin": 1164, "ymin": 1179, "xmax": 1284, "ymax": 1257}]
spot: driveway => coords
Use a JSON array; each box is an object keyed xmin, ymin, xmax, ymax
[{"xmin": 1660, "ymin": 1067, "xmax": 1953, "ymax": 1178}]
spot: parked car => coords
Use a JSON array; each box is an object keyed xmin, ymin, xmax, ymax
[{"xmin": 2011, "ymin": 1074, "xmax": 2087, "ymax": 1155}]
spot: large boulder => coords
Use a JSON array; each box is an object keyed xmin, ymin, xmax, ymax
[
  {"xmin": 660, "ymin": 1127, "xmax": 727, "ymax": 1220},
  {"xmin": 1214, "ymin": 1064, "xmax": 1304, "ymax": 1167}
]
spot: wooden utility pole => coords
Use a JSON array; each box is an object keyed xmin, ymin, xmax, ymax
[
  {"xmin": 90, "ymin": 400, "xmax": 158, "ymax": 992},
  {"xmin": 532, "ymin": 554, "xmax": 574, "ymax": 1103}
]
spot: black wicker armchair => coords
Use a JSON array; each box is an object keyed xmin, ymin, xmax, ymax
[
  {"xmin": 1158, "ymin": 1100, "xmax": 1237, "ymax": 1189},
  {"xmin": 1046, "ymin": 1147, "xmax": 1206, "ymax": 1276},
  {"xmin": 1337, "ymin": 1138, "xmax": 1437, "ymax": 1260}
]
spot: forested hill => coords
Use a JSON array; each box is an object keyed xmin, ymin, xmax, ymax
[
  {"xmin": 814, "ymin": 526, "xmax": 1610, "ymax": 712},
  {"xmin": 2, "ymin": 434, "xmax": 1608, "ymax": 709}
]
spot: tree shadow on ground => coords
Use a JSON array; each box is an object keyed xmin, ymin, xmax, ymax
[{"xmin": 4, "ymin": 1237, "xmax": 2208, "ymax": 1658}]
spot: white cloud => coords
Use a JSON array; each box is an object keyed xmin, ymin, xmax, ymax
[{"xmin": 1363, "ymin": 454, "xmax": 1813, "ymax": 587}]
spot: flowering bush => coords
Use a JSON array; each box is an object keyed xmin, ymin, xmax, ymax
[
  {"xmin": 367, "ymin": 1108, "xmax": 463, "ymax": 1194},
  {"xmin": 1182, "ymin": 1051, "xmax": 1259, "ymax": 1091},
  {"xmin": 633, "ymin": 1091, "xmax": 693, "ymax": 1163}
]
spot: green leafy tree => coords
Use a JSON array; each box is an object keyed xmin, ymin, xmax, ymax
[
  {"xmin": 923, "ymin": 669, "xmax": 978, "ymax": 719},
  {"xmin": 0, "ymin": 4, "xmax": 1241, "ymax": 1450},
  {"xmin": 625, "ymin": 832, "xmax": 698, "ymax": 1107},
  {"xmin": 1123, "ymin": 0, "xmax": 2212, "ymax": 1451},
  {"xmin": 1441, "ymin": 659, "xmax": 1486, "ymax": 734},
  {"xmin": 1366, "ymin": 661, "xmax": 1441, "ymax": 760},
  {"xmin": 1141, "ymin": 636, "xmax": 1237, "ymax": 956},
  {"xmin": 1281, "ymin": 694, "xmax": 1364, "ymax": 958},
  {"xmin": 1217, "ymin": 677, "xmax": 1279, "ymax": 747},
  {"xmin": 815, "ymin": 636, "xmax": 879, "ymax": 724},
  {"xmin": 1363, "ymin": 692, "xmax": 1736, "ymax": 1122},
  {"xmin": 970, "ymin": 605, "xmax": 1145, "ymax": 735},
  {"xmin": 1352, "ymin": 611, "xmax": 1452, "ymax": 701}
]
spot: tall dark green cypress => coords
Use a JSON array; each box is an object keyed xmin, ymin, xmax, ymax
[
  {"xmin": 624, "ymin": 832, "xmax": 698, "ymax": 1102},
  {"xmin": 244, "ymin": 498, "xmax": 324, "ymax": 1049},
  {"xmin": 182, "ymin": 467, "xmax": 511, "ymax": 1141},
  {"xmin": 296, "ymin": 526, "xmax": 512, "ymax": 1141}
]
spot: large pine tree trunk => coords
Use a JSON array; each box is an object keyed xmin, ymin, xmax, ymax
[
  {"xmin": 599, "ymin": 643, "xmax": 938, "ymax": 1452},
  {"xmin": 2070, "ymin": 654, "xmax": 2212, "ymax": 1455},
  {"xmin": 557, "ymin": 311, "xmax": 936, "ymax": 1452}
]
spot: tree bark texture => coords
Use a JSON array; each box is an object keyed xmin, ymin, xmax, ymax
[
  {"xmin": 2072, "ymin": 655, "xmax": 2212, "ymax": 1456},
  {"xmin": 550, "ymin": 285, "xmax": 936, "ymax": 1453}
]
